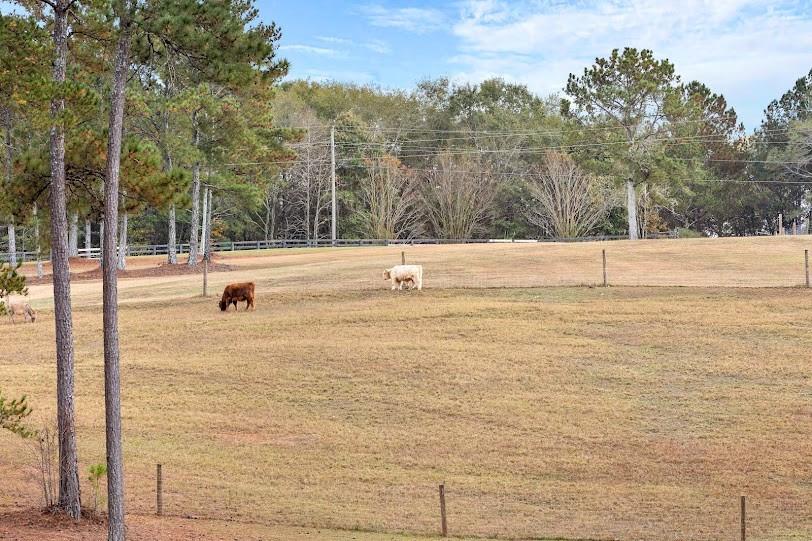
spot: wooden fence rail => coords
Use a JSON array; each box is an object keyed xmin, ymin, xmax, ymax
[{"xmin": 0, "ymin": 231, "xmax": 680, "ymax": 263}]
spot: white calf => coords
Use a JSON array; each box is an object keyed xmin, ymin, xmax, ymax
[
  {"xmin": 383, "ymin": 265, "xmax": 423, "ymax": 291},
  {"xmin": 7, "ymin": 302, "xmax": 36, "ymax": 324}
]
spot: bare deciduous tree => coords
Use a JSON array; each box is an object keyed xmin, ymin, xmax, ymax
[
  {"xmin": 525, "ymin": 151, "xmax": 615, "ymax": 238},
  {"xmin": 421, "ymin": 153, "xmax": 498, "ymax": 239},
  {"xmin": 283, "ymin": 126, "xmax": 332, "ymax": 240},
  {"xmin": 359, "ymin": 156, "xmax": 421, "ymax": 239},
  {"xmin": 250, "ymin": 177, "xmax": 284, "ymax": 241}
]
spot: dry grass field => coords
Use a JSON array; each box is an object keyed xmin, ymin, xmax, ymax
[{"xmin": 1, "ymin": 237, "xmax": 811, "ymax": 541}]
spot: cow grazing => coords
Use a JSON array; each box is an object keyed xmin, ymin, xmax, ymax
[
  {"xmin": 219, "ymin": 282, "xmax": 256, "ymax": 312},
  {"xmin": 383, "ymin": 265, "xmax": 423, "ymax": 291},
  {"xmin": 7, "ymin": 302, "xmax": 37, "ymax": 324}
]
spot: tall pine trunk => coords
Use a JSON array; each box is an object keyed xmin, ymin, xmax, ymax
[
  {"xmin": 7, "ymin": 224, "xmax": 15, "ymax": 267},
  {"xmin": 167, "ymin": 204, "xmax": 177, "ymax": 264},
  {"xmin": 49, "ymin": 1, "xmax": 81, "ymax": 518},
  {"xmin": 4, "ymin": 108, "xmax": 16, "ymax": 267},
  {"xmin": 200, "ymin": 184, "xmax": 208, "ymax": 257},
  {"xmin": 264, "ymin": 202, "xmax": 270, "ymax": 241},
  {"xmin": 166, "ymin": 154, "xmax": 177, "ymax": 264},
  {"xmin": 187, "ymin": 118, "xmax": 200, "ymax": 267},
  {"xmin": 102, "ymin": 8, "xmax": 131, "ymax": 539},
  {"xmin": 162, "ymin": 101, "xmax": 177, "ymax": 264},
  {"xmin": 34, "ymin": 204, "xmax": 43, "ymax": 279},
  {"xmin": 68, "ymin": 212, "xmax": 78, "ymax": 257},
  {"xmin": 204, "ymin": 188, "xmax": 213, "ymax": 261},
  {"xmin": 626, "ymin": 178, "xmax": 639, "ymax": 240},
  {"xmin": 117, "ymin": 206, "xmax": 127, "ymax": 271},
  {"xmin": 84, "ymin": 218, "xmax": 91, "ymax": 255},
  {"xmin": 99, "ymin": 220, "xmax": 104, "ymax": 263}
]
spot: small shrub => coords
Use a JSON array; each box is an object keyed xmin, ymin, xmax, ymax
[
  {"xmin": 676, "ymin": 227, "xmax": 704, "ymax": 239},
  {"xmin": 34, "ymin": 426, "xmax": 57, "ymax": 508},
  {"xmin": 88, "ymin": 463, "xmax": 107, "ymax": 514},
  {"xmin": 0, "ymin": 390, "xmax": 34, "ymax": 438},
  {"xmin": 0, "ymin": 262, "xmax": 28, "ymax": 316}
]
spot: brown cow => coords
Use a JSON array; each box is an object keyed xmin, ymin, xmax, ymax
[{"xmin": 219, "ymin": 282, "xmax": 255, "ymax": 312}]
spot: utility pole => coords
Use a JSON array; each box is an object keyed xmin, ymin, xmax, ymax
[{"xmin": 330, "ymin": 124, "xmax": 337, "ymax": 244}]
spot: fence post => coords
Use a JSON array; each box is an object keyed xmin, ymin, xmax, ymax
[
  {"xmin": 602, "ymin": 249, "xmax": 607, "ymax": 287},
  {"xmin": 203, "ymin": 259, "xmax": 208, "ymax": 297},
  {"xmin": 401, "ymin": 251, "xmax": 405, "ymax": 265},
  {"xmin": 740, "ymin": 495, "xmax": 746, "ymax": 541},
  {"xmin": 805, "ymin": 249, "xmax": 809, "ymax": 288},
  {"xmin": 156, "ymin": 464, "xmax": 163, "ymax": 516},
  {"xmin": 439, "ymin": 483, "xmax": 448, "ymax": 537}
]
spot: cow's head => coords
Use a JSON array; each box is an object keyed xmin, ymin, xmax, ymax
[
  {"xmin": 28, "ymin": 307, "xmax": 36, "ymax": 322},
  {"xmin": 383, "ymin": 269, "xmax": 391, "ymax": 280},
  {"xmin": 219, "ymin": 299, "xmax": 228, "ymax": 311}
]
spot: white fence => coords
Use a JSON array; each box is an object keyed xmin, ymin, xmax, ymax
[{"xmin": 0, "ymin": 231, "xmax": 679, "ymax": 263}]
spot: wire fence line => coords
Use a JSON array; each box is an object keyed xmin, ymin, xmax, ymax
[
  {"xmin": 6, "ymin": 232, "xmax": 812, "ymax": 291},
  {"xmin": 122, "ymin": 460, "xmax": 806, "ymax": 541}
]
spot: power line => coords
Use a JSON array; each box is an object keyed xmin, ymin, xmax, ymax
[
  {"xmin": 219, "ymin": 159, "xmax": 811, "ymax": 185},
  {"xmin": 294, "ymin": 128, "xmax": 792, "ymax": 148},
  {"xmin": 275, "ymin": 116, "xmax": 794, "ymax": 137},
  {"xmin": 295, "ymin": 128, "xmax": 792, "ymax": 152}
]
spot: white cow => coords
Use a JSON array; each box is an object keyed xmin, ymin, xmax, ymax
[
  {"xmin": 6, "ymin": 302, "xmax": 37, "ymax": 324},
  {"xmin": 383, "ymin": 265, "xmax": 423, "ymax": 291}
]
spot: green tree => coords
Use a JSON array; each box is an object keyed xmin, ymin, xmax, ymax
[
  {"xmin": 0, "ymin": 390, "xmax": 34, "ymax": 439},
  {"xmin": 756, "ymin": 69, "xmax": 812, "ymax": 233},
  {"xmin": 0, "ymin": 262, "xmax": 27, "ymax": 316},
  {"xmin": 13, "ymin": 0, "xmax": 85, "ymax": 518},
  {"xmin": 566, "ymin": 48, "xmax": 683, "ymax": 239},
  {"xmin": 0, "ymin": 13, "xmax": 49, "ymax": 268}
]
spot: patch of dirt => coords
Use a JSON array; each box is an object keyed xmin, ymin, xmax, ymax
[
  {"xmin": 0, "ymin": 508, "xmax": 105, "ymax": 541},
  {"xmin": 0, "ymin": 508, "xmax": 250, "ymax": 541},
  {"xmin": 26, "ymin": 257, "xmax": 233, "ymax": 286}
]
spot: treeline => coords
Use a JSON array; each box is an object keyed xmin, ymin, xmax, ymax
[
  {"xmin": 3, "ymin": 17, "xmax": 812, "ymax": 274},
  {"xmin": 266, "ymin": 55, "xmax": 812, "ymax": 242}
]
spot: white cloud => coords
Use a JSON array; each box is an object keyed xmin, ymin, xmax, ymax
[
  {"xmin": 316, "ymin": 36, "xmax": 352, "ymax": 45},
  {"xmin": 279, "ymin": 44, "xmax": 344, "ymax": 58},
  {"xmin": 361, "ymin": 4, "xmax": 446, "ymax": 33},
  {"xmin": 363, "ymin": 39, "xmax": 392, "ymax": 54},
  {"xmin": 297, "ymin": 69, "xmax": 377, "ymax": 84},
  {"xmin": 446, "ymin": 0, "xmax": 812, "ymax": 128}
]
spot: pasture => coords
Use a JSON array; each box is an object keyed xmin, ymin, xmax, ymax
[{"xmin": 1, "ymin": 237, "xmax": 811, "ymax": 541}]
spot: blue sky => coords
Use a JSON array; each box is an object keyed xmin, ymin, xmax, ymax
[{"xmin": 259, "ymin": 0, "xmax": 812, "ymax": 131}]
